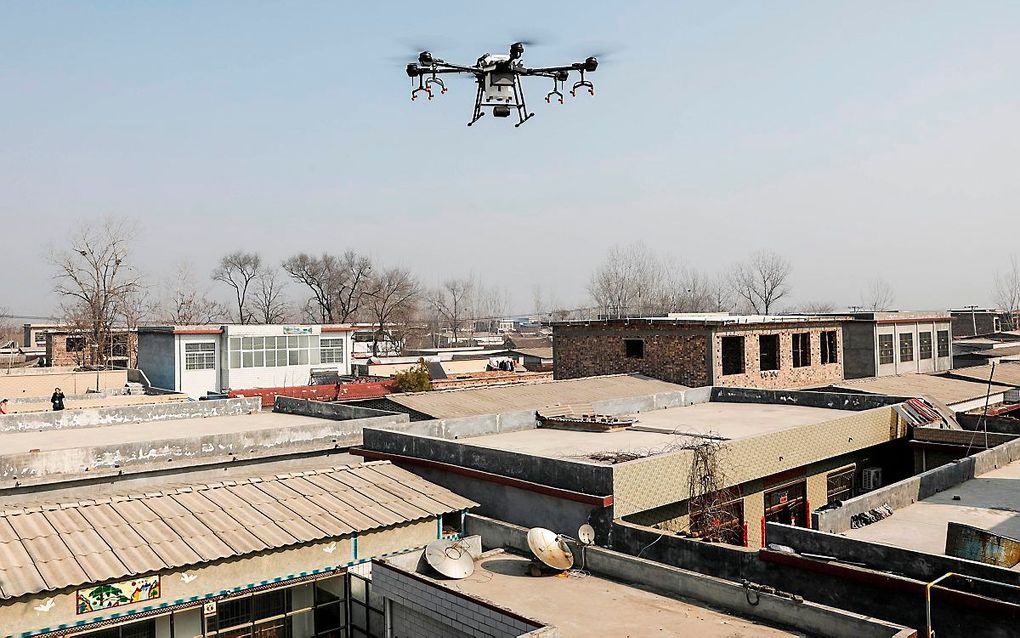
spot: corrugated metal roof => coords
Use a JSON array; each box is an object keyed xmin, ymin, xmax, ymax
[
  {"xmin": 0, "ymin": 461, "xmax": 475, "ymax": 600},
  {"xmin": 386, "ymin": 373, "xmax": 687, "ymax": 418},
  {"xmin": 835, "ymin": 374, "xmax": 1010, "ymax": 405}
]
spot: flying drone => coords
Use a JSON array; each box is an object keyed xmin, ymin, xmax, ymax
[{"xmin": 404, "ymin": 42, "xmax": 600, "ymax": 127}]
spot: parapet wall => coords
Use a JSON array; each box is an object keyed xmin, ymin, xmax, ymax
[
  {"xmin": 273, "ymin": 396, "xmax": 398, "ymax": 421},
  {"xmin": 0, "ymin": 397, "xmax": 261, "ymax": 433},
  {"xmin": 814, "ymin": 433, "xmax": 1020, "ymax": 533},
  {"xmin": 0, "ymin": 369, "xmax": 128, "ymax": 398}
]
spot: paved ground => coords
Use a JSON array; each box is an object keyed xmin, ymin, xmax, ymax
[
  {"xmin": 449, "ymin": 553, "xmax": 804, "ymax": 637},
  {"xmin": 466, "ymin": 402, "xmax": 850, "ymax": 461},
  {"xmin": 0, "ymin": 411, "xmax": 331, "ymax": 454},
  {"xmin": 845, "ymin": 458, "xmax": 1020, "ymax": 562}
]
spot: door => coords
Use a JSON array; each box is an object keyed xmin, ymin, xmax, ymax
[{"xmin": 764, "ymin": 481, "xmax": 807, "ymax": 527}]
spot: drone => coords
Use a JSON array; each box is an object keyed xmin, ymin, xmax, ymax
[{"xmin": 404, "ymin": 42, "xmax": 599, "ymax": 127}]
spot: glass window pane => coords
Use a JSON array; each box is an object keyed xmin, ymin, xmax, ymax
[
  {"xmin": 351, "ymin": 602, "xmax": 367, "ymax": 629},
  {"xmin": 253, "ymin": 337, "xmax": 264, "ymax": 349},
  {"xmin": 242, "ymin": 337, "xmax": 253, "ymax": 350},
  {"xmin": 230, "ymin": 337, "xmax": 241, "ymax": 351},
  {"xmin": 254, "ymin": 588, "xmax": 288, "ymax": 619},
  {"xmin": 298, "ymin": 349, "xmax": 309, "ymax": 365},
  {"xmin": 265, "ymin": 336, "xmax": 276, "ymax": 349},
  {"xmin": 369, "ymin": 609, "xmax": 384, "ymax": 637},
  {"xmin": 277, "ymin": 349, "xmax": 287, "ymax": 364},
  {"xmin": 288, "ymin": 336, "xmax": 299, "ymax": 348},
  {"xmin": 254, "ymin": 350, "xmax": 265, "ymax": 367},
  {"xmin": 309, "ymin": 349, "xmax": 320, "ymax": 365},
  {"xmin": 350, "ymin": 576, "xmax": 367, "ymax": 604},
  {"xmin": 242, "ymin": 352, "xmax": 253, "ymax": 368},
  {"xmin": 230, "ymin": 351, "xmax": 241, "ymax": 368},
  {"xmin": 315, "ymin": 576, "xmax": 346, "ymax": 604},
  {"xmin": 289, "ymin": 350, "xmax": 300, "ymax": 365},
  {"xmin": 216, "ymin": 596, "xmax": 252, "ymax": 629},
  {"xmin": 299, "ymin": 335, "xmax": 309, "ymax": 348},
  {"xmin": 266, "ymin": 350, "xmax": 276, "ymax": 367},
  {"xmin": 309, "ymin": 336, "xmax": 320, "ymax": 349},
  {"xmin": 314, "ymin": 603, "xmax": 345, "ymax": 632}
]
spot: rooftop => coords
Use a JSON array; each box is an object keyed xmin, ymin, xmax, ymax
[
  {"xmin": 948, "ymin": 363, "xmax": 1020, "ymax": 387},
  {"xmin": 553, "ymin": 312, "xmax": 848, "ymax": 327},
  {"xmin": 844, "ymin": 456, "xmax": 1020, "ymax": 565},
  {"xmin": 416, "ymin": 552, "xmax": 801, "ymax": 637},
  {"xmin": 464, "ymin": 402, "xmax": 849, "ymax": 463},
  {"xmin": 0, "ymin": 411, "xmax": 330, "ymax": 457},
  {"xmin": 385, "ymin": 373, "xmax": 687, "ymax": 419},
  {"xmin": 0, "ymin": 460, "xmax": 475, "ymax": 600},
  {"xmin": 833, "ymin": 373, "xmax": 1010, "ymax": 406}
]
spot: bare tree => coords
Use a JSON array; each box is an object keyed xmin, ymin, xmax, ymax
[
  {"xmin": 995, "ymin": 256, "xmax": 1020, "ymax": 330},
  {"xmin": 726, "ymin": 250, "xmax": 792, "ymax": 315},
  {"xmin": 365, "ymin": 267, "xmax": 420, "ymax": 355},
  {"xmin": 0, "ymin": 306, "xmax": 17, "ymax": 347},
  {"xmin": 251, "ymin": 268, "xmax": 289, "ymax": 324},
  {"xmin": 588, "ymin": 242, "xmax": 661, "ymax": 317},
  {"xmin": 212, "ymin": 251, "xmax": 262, "ymax": 324},
  {"xmin": 429, "ymin": 278, "xmax": 474, "ymax": 346},
  {"xmin": 282, "ymin": 251, "xmax": 373, "ymax": 323},
  {"xmin": 51, "ymin": 218, "xmax": 142, "ymax": 367},
  {"xmin": 796, "ymin": 301, "xmax": 837, "ymax": 313},
  {"xmin": 862, "ymin": 278, "xmax": 895, "ymax": 311},
  {"xmin": 161, "ymin": 264, "xmax": 225, "ymax": 325},
  {"xmin": 532, "ymin": 284, "xmax": 547, "ymax": 317}
]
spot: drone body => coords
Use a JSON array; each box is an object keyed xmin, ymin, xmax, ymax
[{"xmin": 405, "ymin": 42, "xmax": 599, "ymax": 127}]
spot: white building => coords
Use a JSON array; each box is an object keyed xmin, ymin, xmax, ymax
[{"xmin": 137, "ymin": 324, "xmax": 355, "ymax": 398}]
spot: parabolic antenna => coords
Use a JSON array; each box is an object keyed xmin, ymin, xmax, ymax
[
  {"xmin": 527, "ymin": 527, "xmax": 574, "ymax": 571},
  {"xmin": 424, "ymin": 539, "xmax": 475, "ymax": 579},
  {"xmin": 577, "ymin": 524, "xmax": 595, "ymax": 545}
]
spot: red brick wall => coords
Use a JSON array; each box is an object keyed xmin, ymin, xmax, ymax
[
  {"xmin": 553, "ymin": 325, "xmax": 711, "ymax": 387},
  {"xmin": 712, "ymin": 325, "xmax": 844, "ymax": 388}
]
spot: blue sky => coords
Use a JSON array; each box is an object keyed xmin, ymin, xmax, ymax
[{"xmin": 2, "ymin": 1, "xmax": 1019, "ymax": 315}]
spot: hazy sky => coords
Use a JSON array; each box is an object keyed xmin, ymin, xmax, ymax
[{"xmin": 2, "ymin": 2, "xmax": 1018, "ymax": 317}]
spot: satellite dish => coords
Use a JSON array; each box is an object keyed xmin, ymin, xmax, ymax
[
  {"xmin": 424, "ymin": 539, "xmax": 475, "ymax": 579},
  {"xmin": 527, "ymin": 527, "xmax": 574, "ymax": 571},
  {"xmin": 578, "ymin": 524, "xmax": 595, "ymax": 545}
]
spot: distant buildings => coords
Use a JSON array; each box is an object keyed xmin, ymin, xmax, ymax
[
  {"xmin": 137, "ymin": 324, "xmax": 355, "ymax": 398},
  {"xmin": 553, "ymin": 313, "xmax": 847, "ymax": 388}
]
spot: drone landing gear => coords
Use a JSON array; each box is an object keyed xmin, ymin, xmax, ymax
[
  {"xmin": 466, "ymin": 79, "xmax": 533, "ymax": 127},
  {"xmin": 570, "ymin": 69, "xmax": 595, "ymax": 97},
  {"xmin": 411, "ymin": 74, "xmax": 432, "ymax": 101},
  {"xmin": 512, "ymin": 76, "xmax": 534, "ymax": 128}
]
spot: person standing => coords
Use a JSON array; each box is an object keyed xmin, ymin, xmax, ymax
[
  {"xmin": 50, "ymin": 388, "xmax": 65, "ymax": 411},
  {"xmin": 0, "ymin": 398, "xmax": 8, "ymax": 415}
]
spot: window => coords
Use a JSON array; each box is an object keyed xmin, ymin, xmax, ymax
[
  {"xmin": 624, "ymin": 338, "xmax": 644, "ymax": 359},
  {"xmin": 820, "ymin": 331, "xmax": 838, "ymax": 364},
  {"xmin": 918, "ymin": 332, "xmax": 933, "ymax": 360},
  {"xmin": 826, "ymin": 466, "xmax": 856, "ymax": 505},
  {"xmin": 758, "ymin": 334, "xmax": 779, "ymax": 371},
  {"xmin": 228, "ymin": 333, "xmax": 320, "ymax": 369},
  {"xmin": 721, "ymin": 336, "xmax": 745, "ymax": 375},
  {"xmin": 77, "ymin": 619, "xmax": 156, "ymax": 638},
  {"xmin": 791, "ymin": 333, "xmax": 811, "ymax": 368},
  {"xmin": 348, "ymin": 573, "xmax": 384, "ymax": 638},
  {"xmin": 899, "ymin": 333, "xmax": 914, "ymax": 362},
  {"xmin": 878, "ymin": 334, "xmax": 894, "ymax": 365},
  {"xmin": 65, "ymin": 336, "xmax": 85, "ymax": 352},
  {"xmin": 321, "ymin": 338, "xmax": 345, "ymax": 364},
  {"xmin": 184, "ymin": 342, "xmax": 216, "ymax": 370},
  {"xmin": 938, "ymin": 330, "xmax": 950, "ymax": 358}
]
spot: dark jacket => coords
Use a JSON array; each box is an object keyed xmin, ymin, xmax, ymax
[{"xmin": 50, "ymin": 391, "xmax": 65, "ymax": 411}]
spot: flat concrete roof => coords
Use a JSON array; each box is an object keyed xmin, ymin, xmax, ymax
[
  {"xmin": 445, "ymin": 553, "xmax": 801, "ymax": 637},
  {"xmin": 464, "ymin": 402, "xmax": 850, "ymax": 463},
  {"xmin": 834, "ymin": 373, "xmax": 1009, "ymax": 406},
  {"xmin": 4, "ymin": 393, "xmax": 189, "ymax": 414},
  {"xmin": 0, "ymin": 412, "xmax": 331, "ymax": 455},
  {"xmin": 844, "ymin": 457, "xmax": 1020, "ymax": 566}
]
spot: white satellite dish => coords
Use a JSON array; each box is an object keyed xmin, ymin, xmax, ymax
[
  {"xmin": 424, "ymin": 539, "xmax": 475, "ymax": 579},
  {"xmin": 527, "ymin": 527, "xmax": 574, "ymax": 571},
  {"xmin": 577, "ymin": 524, "xmax": 595, "ymax": 545}
]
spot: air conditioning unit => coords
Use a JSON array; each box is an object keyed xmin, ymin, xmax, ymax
[
  {"xmin": 1005, "ymin": 388, "xmax": 1020, "ymax": 404},
  {"xmin": 862, "ymin": 467, "xmax": 883, "ymax": 491}
]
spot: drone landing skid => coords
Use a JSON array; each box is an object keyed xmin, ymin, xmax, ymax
[{"xmin": 467, "ymin": 76, "xmax": 534, "ymax": 127}]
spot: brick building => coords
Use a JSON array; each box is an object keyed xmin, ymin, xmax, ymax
[
  {"xmin": 44, "ymin": 327, "xmax": 137, "ymax": 367},
  {"xmin": 552, "ymin": 313, "xmax": 847, "ymax": 389}
]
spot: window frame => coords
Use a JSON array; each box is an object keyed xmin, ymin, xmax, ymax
[
  {"xmin": 918, "ymin": 331, "xmax": 933, "ymax": 360},
  {"xmin": 899, "ymin": 333, "xmax": 914, "ymax": 363},
  {"xmin": 937, "ymin": 330, "xmax": 950, "ymax": 358},
  {"xmin": 721, "ymin": 336, "xmax": 746, "ymax": 375},
  {"xmin": 820, "ymin": 331, "xmax": 838, "ymax": 365},
  {"xmin": 758, "ymin": 334, "xmax": 779, "ymax": 371},
  {"xmin": 791, "ymin": 332, "xmax": 811, "ymax": 368},
  {"xmin": 184, "ymin": 341, "xmax": 217, "ymax": 370},
  {"xmin": 878, "ymin": 334, "xmax": 894, "ymax": 365}
]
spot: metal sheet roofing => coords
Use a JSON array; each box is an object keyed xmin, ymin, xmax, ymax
[
  {"xmin": 834, "ymin": 374, "xmax": 1010, "ymax": 406},
  {"xmin": 0, "ymin": 461, "xmax": 475, "ymax": 600},
  {"xmin": 385, "ymin": 373, "xmax": 687, "ymax": 418}
]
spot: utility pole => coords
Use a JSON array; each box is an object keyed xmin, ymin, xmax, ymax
[{"xmin": 962, "ymin": 304, "xmax": 980, "ymax": 337}]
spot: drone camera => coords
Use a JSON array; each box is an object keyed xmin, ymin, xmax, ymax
[
  {"xmin": 509, "ymin": 42, "xmax": 525, "ymax": 60},
  {"xmin": 492, "ymin": 105, "xmax": 512, "ymax": 118}
]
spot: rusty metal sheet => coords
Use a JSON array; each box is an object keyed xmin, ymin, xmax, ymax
[{"xmin": 945, "ymin": 521, "xmax": 1020, "ymax": 567}]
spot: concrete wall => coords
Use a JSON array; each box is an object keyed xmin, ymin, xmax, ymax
[
  {"xmin": 0, "ymin": 397, "xmax": 260, "ymax": 433},
  {"xmin": 842, "ymin": 322, "xmax": 878, "ymax": 379},
  {"xmin": 0, "ymin": 410, "xmax": 407, "ymax": 487},
  {"xmin": 815, "ymin": 433, "xmax": 1020, "ymax": 533},
  {"xmin": 373, "ymin": 561, "xmax": 548, "ymax": 638},
  {"xmin": 361, "ymin": 428, "xmax": 613, "ymax": 496},
  {"xmin": 274, "ymin": 395, "xmax": 400, "ymax": 421},
  {"xmin": 466, "ymin": 515, "xmax": 911, "ymax": 638},
  {"xmin": 767, "ymin": 522, "xmax": 1020, "ymax": 587},
  {"xmin": 0, "ymin": 369, "xmax": 128, "ymax": 399}
]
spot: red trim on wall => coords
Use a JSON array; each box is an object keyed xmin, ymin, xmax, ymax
[
  {"xmin": 760, "ymin": 517, "xmax": 766, "ymax": 547},
  {"xmin": 321, "ymin": 326, "xmax": 357, "ymax": 332},
  {"xmin": 351, "ymin": 447, "xmax": 614, "ymax": 508}
]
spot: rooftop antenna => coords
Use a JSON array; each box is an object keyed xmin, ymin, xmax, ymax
[
  {"xmin": 527, "ymin": 527, "xmax": 574, "ymax": 571},
  {"xmin": 577, "ymin": 524, "xmax": 595, "ymax": 545},
  {"xmin": 424, "ymin": 539, "xmax": 475, "ymax": 579}
]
